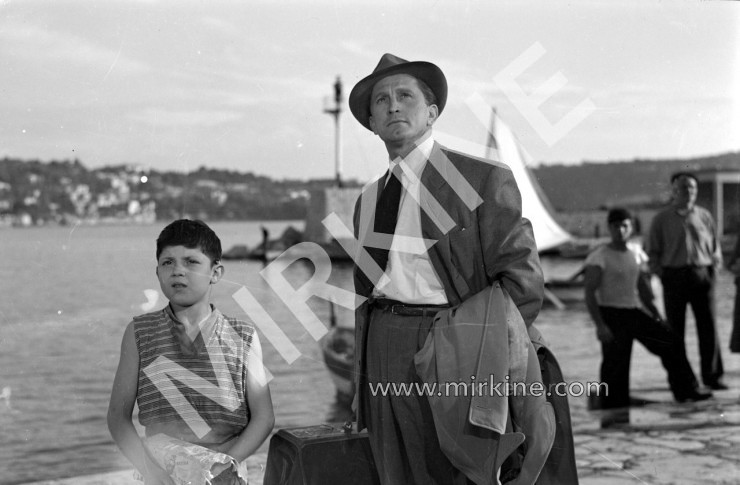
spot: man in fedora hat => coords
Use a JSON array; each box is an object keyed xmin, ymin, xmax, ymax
[{"xmin": 349, "ymin": 53, "xmax": 545, "ymax": 484}]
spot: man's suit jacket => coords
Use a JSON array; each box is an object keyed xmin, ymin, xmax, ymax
[{"xmin": 352, "ymin": 141, "xmax": 544, "ymax": 430}]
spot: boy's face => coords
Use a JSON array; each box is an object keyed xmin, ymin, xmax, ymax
[
  {"xmin": 608, "ymin": 219, "xmax": 633, "ymax": 244},
  {"xmin": 156, "ymin": 245, "xmax": 223, "ymax": 311}
]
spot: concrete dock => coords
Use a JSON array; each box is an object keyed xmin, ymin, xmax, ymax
[
  {"xmin": 23, "ymin": 274, "xmax": 740, "ymax": 484},
  {"xmin": 23, "ymin": 377, "xmax": 740, "ymax": 484}
]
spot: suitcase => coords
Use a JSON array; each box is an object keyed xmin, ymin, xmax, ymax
[{"xmin": 263, "ymin": 424, "xmax": 380, "ymax": 485}]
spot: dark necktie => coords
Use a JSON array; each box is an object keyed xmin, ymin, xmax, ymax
[{"xmin": 368, "ymin": 166, "xmax": 403, "ymax": 273}]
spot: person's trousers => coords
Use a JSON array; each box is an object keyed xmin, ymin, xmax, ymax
[
  {"xmin": 364, "ymin": 304, "xmax": 471, "ymax": 485},
  {"xmin": 661, "ymin": 266, "xmax": 724, "ymax": 385},
  {"xmin": 599, "ymin": 306, "xmax": 700, "ymax": 408},
  {"xmin": 730, "ymin": 277, "xmax": 740, "ymax": 353}
]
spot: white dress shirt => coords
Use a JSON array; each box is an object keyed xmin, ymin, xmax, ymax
[{"xmin": 374, "ymin": 133, "xmax": 447, "ymax": 304}]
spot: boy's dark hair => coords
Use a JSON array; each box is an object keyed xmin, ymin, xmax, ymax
[
  {"xmin": 607, "ymin": 207, "xmax": 632, "ymax": 225},
  {"xmin": 156, "ymin": 219, "xmax": 222, "ymax": 264}
]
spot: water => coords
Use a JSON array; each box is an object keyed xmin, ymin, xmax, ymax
[
  {"xmin": 0, "ymin": 221, "xmax": 354, "ymax": 484},
  {"xmin": 0, "ymin": 222, "xmax": 737, "ymax": 483}
]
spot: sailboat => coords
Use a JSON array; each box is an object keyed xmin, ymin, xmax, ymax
[
  {"xmin": 483, "ymin": 109, "xmax": 588, "ymax": 308},
  {"xmin": 482, "ymin": 109, "xmax": 573, "ymax": 253},
  {"xmin": 435, "ymin": 107, "xmax": 589, "ymax": 308}
]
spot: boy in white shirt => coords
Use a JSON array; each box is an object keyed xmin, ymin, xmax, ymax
[{"xmin": 584, "ymin": 208, "xmax": 711, "ymax": 408}]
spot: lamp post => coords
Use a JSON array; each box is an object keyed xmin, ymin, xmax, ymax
[{"xmin": 323, "ymin": 76, "xmax": 343, "ymax": 188}]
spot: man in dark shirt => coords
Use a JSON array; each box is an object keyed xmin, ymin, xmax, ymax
[{"xmin": 647, "ymin": 172, "xmax": 726, "ymax": 390}]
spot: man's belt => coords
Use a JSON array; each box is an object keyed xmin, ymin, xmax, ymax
[
  {"xmin": 369, "ymin": 298, "xmax": 449, "ymax": 316},
  {"xmin": 663, "ymin": 265, "xmax": 713, "ymax": 271}
]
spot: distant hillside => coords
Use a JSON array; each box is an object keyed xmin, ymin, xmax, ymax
[
  {"xmin": 2, "ymin": 152, "xmax": 737, "ymax": 226},
  {"xmin": 0, "ymin": 157, "xmax": 360, "ymax": 225},
  {"xmin": 531, "ymin": 152, "xmax": 740, "ymax": 212}
]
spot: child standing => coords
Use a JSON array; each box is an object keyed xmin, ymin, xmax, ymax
[
  {"xmin": 584, "ymin": 208, "xmax": 711, "ymax": 408},
  {"xmin": 108, "ymin": 219, "xmax": 274, "ymax": 484}
]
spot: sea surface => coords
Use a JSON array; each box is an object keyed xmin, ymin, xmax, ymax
[
  {"xmin": 0, "ymin": 220, "xmax": 356, "ymax": 484},
  {"xmin": 0, "ymin": 221, "xmax": 737, "ymax": 484}
]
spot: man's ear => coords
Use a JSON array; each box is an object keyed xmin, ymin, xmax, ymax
[
  {"xmin": 369, "ymin": 115, "xmax": 378, "ymax": 135},
  {"xmin": 426, "ymin": 104, "xmax": 439, "ymax": 126},
  {"xmin": 210, "ymin": 263, "xmax": 224, "ymax": 284}
]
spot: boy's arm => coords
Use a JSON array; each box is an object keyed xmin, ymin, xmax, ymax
[
  {"xmin": 224, "ymin": 331, "xmax": 275, "ymax": 463},
  {"xmin": 637, "ymin": 271, "xmax": 662, "ymax": 321},
  {"xmin": 107, "ymin": 322, "xmax": 174, "ymax": 485},
  {"xmin": 583, "ymin": 265, "xmax": 613, "ymax": 343},
  {"xmin": 646, "ymin": 217, "xmax": 663, "ymax": 277}
]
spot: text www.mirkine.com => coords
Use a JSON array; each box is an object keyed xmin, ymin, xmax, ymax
[{"xmin": 369, "ymin": 376, "xmax": 607, "ymax": 398}]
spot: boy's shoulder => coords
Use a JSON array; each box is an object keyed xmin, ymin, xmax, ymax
[
  {"xmin": 584, "ymin": 242, "xmax": 609, "ymax": 263},
  {"xmin": 129, "ymin": 309, "xmax": 170, "ymax": 339},
  {"xmin": 132, "ymin": 308, "xmax": 168, "ymax": 324},
  {"xmin": 216, "ymin": 309, "xmax": 256, "ymax": 335}
]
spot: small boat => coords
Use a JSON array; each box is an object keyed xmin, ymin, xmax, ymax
[
  {"xmin": 222, "ymin": 225, "xmax": 353, "ymax": 262},
  {"xmin": 321, "ymin": 325, "xmax": 355, "ymax": 407},
  {"xmin": 320, "ymin": 301, "xmax": 355, "ymax": 406},
  {"xmin": 222, "ymin": 225, "xmax": 303, "ymax": 261}
]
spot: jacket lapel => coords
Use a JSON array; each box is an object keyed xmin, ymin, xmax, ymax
[
  {"xmin": 420, "ymin": 143, "xmax": 463, "ymax": 304},
  {"xmin": 353, "ymin": 177, "xmax": 385, "ymax": 298}
]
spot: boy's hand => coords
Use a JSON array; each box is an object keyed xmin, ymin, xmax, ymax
[
  {"xmin": 652, "ymin": 313, "xmax": 667, "ymax": 325},
  {"xmin": 595, "ymin": 325, "xmax": 614, "ymax": 344},
  {"xmin": 211, "ymin": 464, "xmax": 241, "ymax": 485},
  {"xmin": 142, "ymin": 454, "xmax": 175, "ymax": 485},
  {"xmin": 143, "ymin": 469, "xmax": 175, "ymax": 485}
]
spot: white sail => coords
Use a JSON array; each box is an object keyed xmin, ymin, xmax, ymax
[
  {"xmin": 487, "ymin": 111, "xmax": 573, "ymax": 252},
  {"xmin": 437, "ymin": 111, "xmax": 572, "ymax": 253}
]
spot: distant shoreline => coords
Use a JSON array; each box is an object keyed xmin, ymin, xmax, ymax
[{"xmin": 0, "ymin": 216, "xmax": 303, "ymax": 229}]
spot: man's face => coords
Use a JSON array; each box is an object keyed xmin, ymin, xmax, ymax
[
  {"xmin": 368, "ymin": 74, "xmax": 437, "ymax": 148},
  {"xmin": 672, "ymin": 175, "xmax": 698, "ymax": 207}
]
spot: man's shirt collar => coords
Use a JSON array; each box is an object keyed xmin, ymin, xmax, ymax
[{"xmin": 388, "ymin": 132, "xmax": 434, "ymax": 180}]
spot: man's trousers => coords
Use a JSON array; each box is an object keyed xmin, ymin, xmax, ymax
[
  {"xmin": 364, "ymin": 303, "xmax": 471, "ymax": 485},
  {"xmin": 661, "ymin": 266, "xmax": 724, "ymax": 386}
]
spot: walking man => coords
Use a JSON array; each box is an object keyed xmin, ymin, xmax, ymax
[{"xmin": 647, "ymin": 172, "xmax": 726, "ymax": 390}]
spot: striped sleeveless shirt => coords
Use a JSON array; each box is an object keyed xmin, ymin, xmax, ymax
[{"xmin": 133, "ymin": 306, "xmax": 253, "ymax": 439}]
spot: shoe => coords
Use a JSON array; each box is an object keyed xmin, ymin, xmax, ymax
[
  {"xmin": 705, "ymin": 381, "xmax": 729, "ymax": 390},
  {"xmin": 677, "ymin": 390, "xmax": 713, "ymax": 403}
]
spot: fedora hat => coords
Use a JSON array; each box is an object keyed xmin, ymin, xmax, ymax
[{"xmin": 349, "ymin": 53, "xmax": 447, "ymax": 131}]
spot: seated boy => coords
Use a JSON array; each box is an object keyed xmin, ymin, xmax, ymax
[
  {"xmin": 108, "ymin": 219, "xmax": 274, "ymax": 484},
  {"xmin": 584, "ymin": 208, "xmax": 711, "ymax": 407}
]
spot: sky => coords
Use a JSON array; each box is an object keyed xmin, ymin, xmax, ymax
[{"xmin": 1, "ymin": 0, "xmax": 738, "ymax": 183}]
